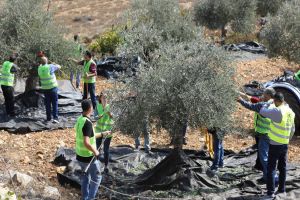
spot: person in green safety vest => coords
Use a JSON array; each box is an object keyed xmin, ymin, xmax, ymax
[
  {"xmin": 0, "ymin": 54, "xmax": 19, "ymax": 117},
  {"xmin": 295, "ymin": 70, "xmax": 300, "ymax": 84},
  {"xmin": 259, "ymin": 92, "xmax": 295, "ymax": 199},
  {"xmin": 38, "ymin": 56, "xmax": 61, "ymax": 123},
  {"xmin": 95, "ymin": 92, "xmax": 114, "ymax": 174},
  {"xmin": 75, "ymin": 99, "xmax": 110, "ymax": 200},
  {"xmin": 71, "ymin": 51, "xmax": 98, "ymax": 119},
  {"xmin": 70, "ymin": 34, "xmax": 83, "ymax": 89}
]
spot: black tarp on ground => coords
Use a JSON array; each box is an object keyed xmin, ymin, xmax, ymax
[
  {"xmin": 54, "ymin": 146, "xmax": 300, "ymax": 200},
  {"xmin": 0, "ymin": 80, "xmax": 82, "ymax": 133}
]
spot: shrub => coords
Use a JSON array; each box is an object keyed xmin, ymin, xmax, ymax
[
  {"xmin": 256, "ymin": 0, "xmax": 286, "ymax": 17},
  {"xmin": 262, "ymin": 0, "xmax": 300, "ymax": 63}
]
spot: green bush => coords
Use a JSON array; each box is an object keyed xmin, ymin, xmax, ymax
[
  {"xmin": 257, "ymin": 0, "xmax": 286, "ymax": 17},
  {"xmin": 262, "ymin": 0, "xmax": 300, "ymax": 63},
  {"xmin": 89, "ymin": 29, "xmax": 123, "ymax": 55}
]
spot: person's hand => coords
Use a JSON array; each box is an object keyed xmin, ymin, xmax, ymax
[{"xmin": 94, "ymin": 150, "xmax": 100, "ymax": 157}]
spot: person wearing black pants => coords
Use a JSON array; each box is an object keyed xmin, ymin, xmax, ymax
[
  {"xmin": 96, "ymin": 137, "xmax": 111, "ymax": 172},
  {"xmin": 0, "ymin": 55, "xmax": 18, "ymax": 117}
]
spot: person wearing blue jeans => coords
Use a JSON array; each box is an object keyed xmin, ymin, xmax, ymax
[
  {"xmin": 135, "ymin": 116, "xmax": 151, "ymax": 153},
  {"xmin": 44, "ymin": 87, "xmax": 58, "ymax": 121},
  {"xmin": 38, "ymin": 57, "xmax": 60, "ymax": 123},
  {"xmin": 83, "ymin": 82, "xmax": 97, "ymax": 111},
  {"xmin": 208, "ymin": 128, "xmax": 224, "ymax": 170},
  {"xmin": 75, "ymin": 100, "xmax": 103, "ymax": 200},
  {"xmin": 78, "ymin": 160, "xmax": 102, "ymax": 200}
]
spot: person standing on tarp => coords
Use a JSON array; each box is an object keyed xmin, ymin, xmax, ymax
[
  {"xmin": 95, "ymin": 92, "xmax": 114, "ymax": 173},
  {"xmin": 75, "ymin": 99, "xmax": 102, "ymax": 200},
  {"xmin": 0, "ymin": 54, "xmax": 19, "ymax": 118},
  {"xmin": 70, "ymin": 34, "xmax": 83, "ymax": 89},
  {"xmin": 72, "ymin": 51, "xmax": 98, "ymax": 118},
  {"xmin": 135, "ymin": 115, "xmax": 151, "ymax": 153},
  {"xmin": 207, "ymin": 127, "xmax": 225, "ymax": 171},
  {"xmin": 259, "ymin": 93, "xmax": 295, "ymax": 199},
  {"xmin": 238, "ymin": 88, "xmax": 276, "ymax": 184},
  {"xmin": 38, "ymin": 56, "xmax": 61, "ymax": 123}
]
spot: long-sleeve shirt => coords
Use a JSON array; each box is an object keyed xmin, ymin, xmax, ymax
[
  {"xmin": 260, "ymin": 104, "xmax": 295, "ymax": 145},
  {"xmin": 238, "ymin": 98, "xmax": 271, "ymax": 113}
]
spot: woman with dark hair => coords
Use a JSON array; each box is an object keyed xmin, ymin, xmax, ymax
[{"xmin": 95, "ymin": 92, "xmax": 114, "ymax": 173}]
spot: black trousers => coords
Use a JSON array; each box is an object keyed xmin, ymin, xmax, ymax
[{"xmin": 1, "ymin": 85, "xmax": 15, "ymax": 116}]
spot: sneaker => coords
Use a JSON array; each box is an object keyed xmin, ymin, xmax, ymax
[
  {"xmin": 52, "ymin": 119, "xmax": 59, "ymax": 124},
  {"xmin": 103, "ymin": 167, "xmax": 109, "ymax": 174},
  {"xmin": 260, "ymin": 194, "xmax": 275, "ymax": 200}
]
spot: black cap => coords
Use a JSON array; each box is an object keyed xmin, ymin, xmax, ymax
[
  {"xmin": 84, "ymin": 50, "xmax": 92, "ymax": 58},
  {"xmin": 274, "ymin": 92, "xmax": 284, "ymax": 102}
]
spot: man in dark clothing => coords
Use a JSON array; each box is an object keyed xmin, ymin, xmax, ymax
[
  {"xmin": 0, "ymin": 55, "xmax": 19, "ymax": 117},
  {"xmin": 208, "ymin": 127, "xmax": 225, "ymax": 171}
]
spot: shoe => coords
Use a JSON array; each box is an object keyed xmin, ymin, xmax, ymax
[
  {"xmin": 52, "ymin": 119, "xmax": 59, "ymax": 124},
  {"xmin": 257, "ymin": 177, "xmax": 266, "ymax": 184},
  {"xmin": 210, "ymin": 166, "xmax": 218, "ymax": 171},
  {"xmin": 275, "ymin": 190, "xmax": 286, "ymax": 196},
  {"xmin": 260, "ymin": 194, "xmax": 275, "ymax": 200},
  {"xmin": 103, "ymin": 167, "xmax": 109, "ymax": 174}
]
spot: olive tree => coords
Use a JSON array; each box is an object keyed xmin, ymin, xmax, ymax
[
  {"xmin": 256, "ymin": 0, "xmax": 286, "ymax": 17},
  {"xmin": 114, "ymin": 0, "xmax": 237, "ymax": 149},
  {"xmin": 0, "ymin": 0, "xmax": 78, "ymax": 91},
  {"xmin": 262, "ymin": 0, "xmax": 300, "ymax": 63},
  {"xmin": 194, "ymin": 0, "xmax": 256, "ymax": 39}
]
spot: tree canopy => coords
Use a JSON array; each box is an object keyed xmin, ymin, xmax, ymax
[
  {"xmin": 256, "ymin": 0, "xmax": 286, "ymax": 17},
  {"xmin": 113, "ymin": 0, "xmax": 237, "ymax": 148},
  {"xmin": 194, "ymin": 0, "xmax": 256, "ymax": 36},
  {"xmin": 0, "ymin": 0, "xmax": 78, "ymax": 77},
  {"xmin": 262, "ymin": 0, "xmax": 300, "ymax": 63}
]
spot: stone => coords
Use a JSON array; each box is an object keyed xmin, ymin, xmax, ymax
[
  {"xmin": 0, "ymin": 186, "xmax": 17, "ymax": 200},
  {"xmin": 42, "ymin": 186, "xmax": 60, "ymax": 200},
  {"xmin": 11, "ymin": 171, "xmax": 33, "ymax": 187}
]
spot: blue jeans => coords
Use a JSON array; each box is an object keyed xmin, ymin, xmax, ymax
[
  {"xmin": 258, "ymin": 134, "xmax": 269, "ymax": 180},
  {"xmin": 79, "ymin": 160, "xmax": 102, "ymax": 200},
  {"xmin": 267, "ymin": 144, "xmax": 288, "ymax": 195},
  {"xmin": 96, "ymin": 137, "xmax": 112, "ymax": 167},
  {"xmin": 211, "ymin": 133, "xmax": 224, "ymax": 170},
  {"xmin": 70, "ymin": 70, "xmax": 81, "ymax": 89},
  {"xmin": 135, "ymin": 118, "xmax": 151, "ymax": 151},
  {"xmin": 44, "ymin": 87, "xmax": 58, "ymax": 121},
  {"xmin": 83, "ymin": 83, "xmax": 97, "ymax": 111}
]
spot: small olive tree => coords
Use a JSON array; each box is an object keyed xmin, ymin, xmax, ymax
[
  {"xmin": 114, "ymin": 0, "xmax": 237, "ymax": 150},
  {"xmin": 194, "ymin": 0, "xmax": 256, "ymax": 39},
  {"xmin": 256, "ymin": 0, "xmax": 286, "ymax": 17},
  {"xmin": 262, "ymin": 0, "xmax": 300, "ymax": 63},
  {"xmin": 0, "ymin": 0, "xmax": 78, "ymax": 91}
]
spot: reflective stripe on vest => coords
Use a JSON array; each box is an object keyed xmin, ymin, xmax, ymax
[
  {"xmin": 95, "ymin": 103, "xmax": 113, "ymax": 137},
  {"xmin": 254, "ymin": 112, "xmax": 271, "ymax": 134},
  {"xmin": 38, "ymin": 65, "xmax": 58, "ymax": 90},
  {"xmin": 75, "ymin": 116, "xmax": 96, "ymax": 157},
  {"xmin": 268, "ymin": 105, "xmax": 295, "ymax": 144},
  {"xmin": 83, "ymin": 60, "xmax": 96, "ymax": 83},
  {"xmin": 0, "ymin": 61, "xmax": 14, "ymax": 86}
]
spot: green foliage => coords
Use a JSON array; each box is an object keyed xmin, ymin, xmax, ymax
[
  {"xmin": 262, "ymin": 0, "xmax": 300, "ymax": 63},
  {"xmin": 89, "ymin": 29, "xmax": 123, "ymax": 55},
  {"xmin": 113, "ymin": 1, "xmax": 237, "ymax": 147},
  {"xmin": 0, "ymin": 0, "xmax": 78, "ymax": 77},
  {"xmin": 257, "ymin": 0, "xmax": 286, "ymax": 17},
  {"xmin": 194, "ymin": 0, "xmax": 256, "ymax": 35}
]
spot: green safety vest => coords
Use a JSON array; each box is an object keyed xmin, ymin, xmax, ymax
[
  {"xmin": 83, "ymin": 60, "xmax": 96, "ymax": 83},
  {"xmin": 268, "ymin": 105, "xmax": 295, "ymax": 144},
  {"xmin": 95, "ymin": 103, "xmax": 114, "ymax": 138},
  {"xmin": 0, "ymin": 61, "xmax": 14, "ymax": 87},
  {"xmin": 254, "ymin": 103, "xmax": 274, "ymax": 134},
  {"xmin": 295, "ymin": 70, "xmax": 300, "ymax": 82},
  {"xmin": 38, "ymin": 65, "xmax": 58, "ymax": 90},
  {"xmin": 75, "ymin": 116, "xmax": 96, "ymax": 157}
]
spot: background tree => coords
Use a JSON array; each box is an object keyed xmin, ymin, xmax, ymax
[
  {"xmin": 256, "ymin": 0, "xmax": 286, "ymax": 17},
  {"xmin": 0, "ymin": 0, "xmax": 78, "ymax": 91},
  {"xmin": 262, "ymin": 0, "xmax": 300, "ymax": 64},
  {"xmin": 194, "ymin": 0, "xmax": 256, "ymax": 40}
]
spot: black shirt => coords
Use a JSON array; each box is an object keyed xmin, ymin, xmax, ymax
[{"xmin": 76, "ymin": 116, "xmax": 95, "ymax": 163}]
